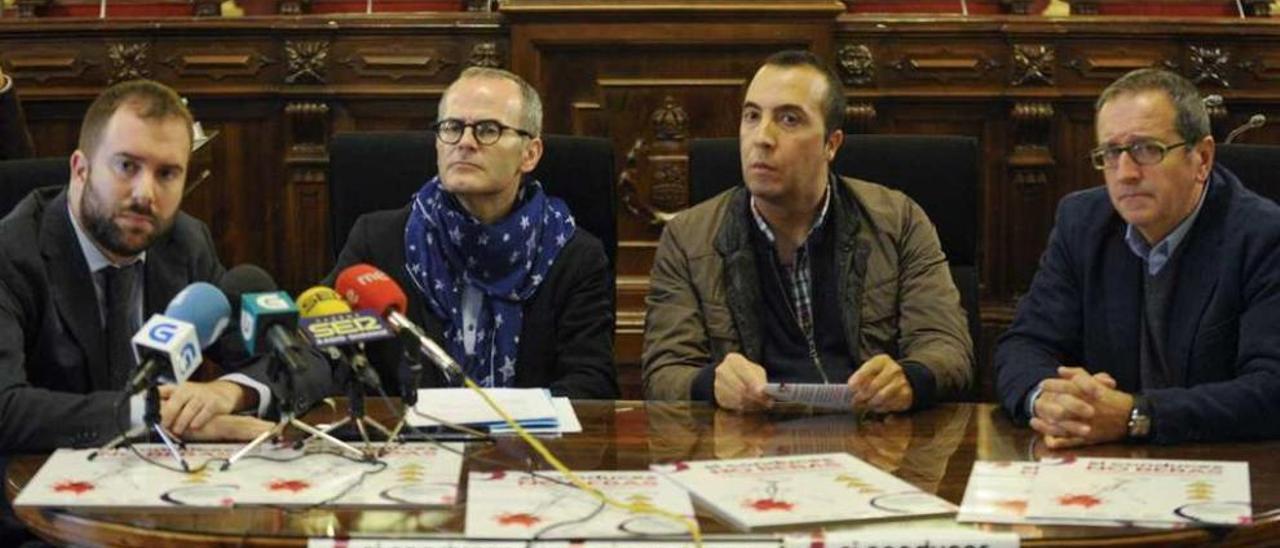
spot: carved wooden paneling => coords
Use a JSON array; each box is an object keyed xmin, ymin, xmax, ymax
[
  {"xmin": 339, "ymin": 45, "xmax": 456, "ymax": 82},
  {"xmin": 8, "ymin": 12, "xmax": 1280, "ymax": 388},
  {"xmin": 1061, "ymin": 43, "xmax": 1178, "ymax": 83},
  {"xmin": 1185, "ymin": 44, "xmax": 1233, "ymax": 88},
  {"xmin": 882, "ymin": 42, "xmax": 1004, "ymax": 85},
  {"xmin": 285, "ymin": 40, "xmax": 330, "ymax": 85},
  {"xmin": 157, "ymin": 42, "xmax": 276, "ymax": 82},
  {"xmin": 1237, "ymin": 48, "xmax": 1280, "ymax": 83},
  {"xmin": 0, "ymin": 44, "xmax": 95, "ymax": 84},
  {"xmin": 1011, "ymin": 44, "xmax": 1054, "ymax": 87}
]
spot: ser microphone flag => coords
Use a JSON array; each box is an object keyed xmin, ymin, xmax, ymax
[{"xmin": 335, "ymin": 263, "xmax": 465, "ymax": 380}]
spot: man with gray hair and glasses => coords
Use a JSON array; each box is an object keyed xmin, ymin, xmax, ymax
[
  {"xmin": 326, "ymin": 67, "xmax": 618, "ymax": 398},
  {"xmin": 996, "ymin": 68, "xmax": 1280, "ymax": 447}
]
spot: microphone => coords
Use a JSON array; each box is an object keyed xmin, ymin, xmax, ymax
[
  {"xmin": 297, "ymin": 285, "xmax": 389, "ymax": 389},
  {"xmin": 1226, "ymin": 114, "xmax": 1267, "ymax": 144},
  {"xmin": 334, "ymin": 264, "xmax": 464, "ymax": 381},
  {"xmin": 240, "ymin": 290, "xmax": 309, "ymax": 374},
  {"xmin": 164, "ymin": 281, "xmax": 232, "ymax": 348},
  {"xmin": 220, "ymin": 265, "xmax": 310, "ymax": 375},
  {"xmin": 218, "ymin": 264, "xmax": 276, "ymax": 319},
  {"xmin": 125, "ymin": 282, "xmax": 231, "ymax": 394}
]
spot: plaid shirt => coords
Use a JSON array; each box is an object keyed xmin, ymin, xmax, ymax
[{"xmin": 749, "ymin": 177, "xmax": 834, "ymax": 349}]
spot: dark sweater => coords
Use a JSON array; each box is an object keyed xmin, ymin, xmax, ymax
[{"xmin": 326, "ymin": 205, "xmax": 619, "ymax": 399}]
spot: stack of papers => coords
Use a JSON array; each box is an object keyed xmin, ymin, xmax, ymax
[
  {"xmin": 407, "ymin": 388, "xmax": 581, "ymax": 434},
  {"xmin": 652, "ymin": 452, "xmax": 956, "ymax": 531},
  {"xmin": 958, "ymin": 457, "xmax": 1251, "ymax": 528},
  {"xmin": 15, "ymin": 442, "xmax": 464, "ymax": 509},
  {"xmin": 465, "ymin": 470, "xmax": 696, "ymax": 539}
]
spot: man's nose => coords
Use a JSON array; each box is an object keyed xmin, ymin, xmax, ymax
[
  {"xmin": 745, "ymin": 118, "xmax": 777, "ymax": 149},
  {"xmin": 132, "ymin": 170, "xmax": 158, "ymax": 205},
  {"xmin": 1112, "ymin": 150, "xmax": 1143, "ymax": 182}
]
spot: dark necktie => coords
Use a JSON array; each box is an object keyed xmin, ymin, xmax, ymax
[{"xmin": 102, "ymin": 263, "xmax": 140, "ymax": 390}]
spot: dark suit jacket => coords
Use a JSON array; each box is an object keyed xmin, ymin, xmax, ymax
[
  {"xmin": 327, "ymin": 205, "xmax": 619, "ymax": 399},
  {"xmin": 995, "ymin": 166, "xmax": 1280, "ymax": 444},
  {"xmin": 0, "ymin": 188, "xmax": 327, "ymax": 452},
  {"xmin": 0, "ymin": 79, "xmax": 35, "ymax": 161}
]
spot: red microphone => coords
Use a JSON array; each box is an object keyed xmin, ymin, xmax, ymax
[
  {"xmin": 335, "ymin": 264, "xmax": 408, "ymax": 317},
  {"xmin": 335, "ymin": 264, "xmax": 464, "ymax": 380}
]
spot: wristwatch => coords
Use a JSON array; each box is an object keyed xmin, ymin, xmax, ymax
[{"xmin": 1127, "ymin": 395, "xmax": 1152, "ymax": 440}]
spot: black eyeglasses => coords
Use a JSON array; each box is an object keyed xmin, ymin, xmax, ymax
[
  {"xmin": 1090, "ymin": 139, "xmax": 1190, "ymax": 170},
  {"xmin": 432, "ymin": 119, "xmax": 533, "ymax": 146}
]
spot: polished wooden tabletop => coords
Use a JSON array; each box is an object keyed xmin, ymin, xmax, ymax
[{"xmin": 6, "ymin": 400, "xmax": 1280, "ymax": 546}]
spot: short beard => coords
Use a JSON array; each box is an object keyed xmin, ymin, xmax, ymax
[{"xmin": 80, "ymin": 167, "xmax": 171, "ymax": 257}]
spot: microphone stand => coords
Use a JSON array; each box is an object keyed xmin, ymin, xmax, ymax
[
  {"xmin": 1225, "ymin": 114, "xmax": 1267, "ymax": 144},
  {"xmin": 297, "ymin": 350, "xmax": 393, "ymax": 457},
  {"xmin": 383, "ymin": 353, "xmax": 426, "ymax": 450},
  {"xmin": 89, "ymin": 373, "xmax": 190, "ymax": 472},
  {"xmin": 222, "ymin": 347, "xmax": 367, "ymax": 469}
]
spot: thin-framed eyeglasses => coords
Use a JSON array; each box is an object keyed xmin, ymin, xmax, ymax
[
  {"xmin": 1090, "ymin": 139, "xmax": 1190, "ymax": 170},
  {"xmin": 432, "ymin": 118, "xmax": 533, "ymax": 146}
]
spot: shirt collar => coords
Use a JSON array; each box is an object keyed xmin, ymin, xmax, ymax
[
  {"xmin": 749, "ymin": 174, "xmax": 834, "ymax": 246},
  {"xmin": 67, "ymin": 199, "xmax": 146, "ymax": 273},
  {"xmin": 1124, "ymin": 176, "xmax": 1210, "ymax": 276}
]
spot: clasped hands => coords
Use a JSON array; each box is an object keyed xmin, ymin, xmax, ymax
[
  {"xmin": 1030, "ymin": 366, "xmax": 1135, "ymax": 449},
  {"xmin": 714, "ymin": 352, "xmax": 913, "ymax": 414}
]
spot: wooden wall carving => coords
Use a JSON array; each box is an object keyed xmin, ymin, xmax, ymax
[{"xmin": 5, "ymin": 9, "xmax": 1280, "ymax": 399}]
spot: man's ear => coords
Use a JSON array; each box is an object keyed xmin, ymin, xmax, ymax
[
  {"xmin": 69, "ymin": 149, "xmax": 90, "ymax": 190},
  {"xmin": 1193, "ymin": 135, "xmax": 1215, "ymax": 183},
  {"xmin": 825, "ymin": 129, "xmax": 844, "ymax": 163},
  {"xmin": 520, "ymin": 136, "xmax": 544, "ymax": 174}
]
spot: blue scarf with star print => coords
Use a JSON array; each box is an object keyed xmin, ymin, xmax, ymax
[{"xmin": 404, "ymin": 176, "xmax": 575, "ymax": 387}]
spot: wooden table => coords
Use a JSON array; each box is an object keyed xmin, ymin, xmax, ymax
[{"xmin": 6, "ymin": 400, "xmax": 1279, "ymax": 546}]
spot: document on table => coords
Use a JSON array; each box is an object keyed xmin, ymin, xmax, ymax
[
  {"xmin": 764, "ymin": 382, "xmax": 852, "ymax": 410},
  {"xmin": 408, "ymin": 388, "xmax": 558, "ymax": 429}
]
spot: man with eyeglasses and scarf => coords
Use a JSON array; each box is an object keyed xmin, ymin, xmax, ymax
[
  {"xmin": 996, "ymin": 68, "xmax": 1280, "ymax": 447},
  {"xmin": 327, "ymin": 67, "xmax": 618, "ymax": 399}
]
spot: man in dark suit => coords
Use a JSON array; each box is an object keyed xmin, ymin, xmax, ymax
[
  {"xmin": 0, "ymin": 65, "xmax": 36, "ymax": 160},
  {"xmin": 0, "ymin": 80, "xmax": 299, "ymax": 454},
  {"xmin": 996, "ymin": 68, "xmax": 1280, "ymax": 447},
  {"xmin": 328, "ymin": 67, "xmax": 617, "ymax": 399}
]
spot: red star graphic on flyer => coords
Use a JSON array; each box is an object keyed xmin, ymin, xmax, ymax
[
  {"xmin": 496, "ymin": 512, "xmax": 541, "ymax": 527},
  {"xmin": 53, "ymin": 480, "xmax": 94, "ymax": 495},
  {"xmin": 746, "ymin": 498, "xmax": 795, "ymax": 512},
  {"xmin": 1058, "ymin": 494, "xmax": 1102, "ymax": 508},
  {"xmin": 268, "ymin": 479, "xmax": 311, "ymax": 493}
]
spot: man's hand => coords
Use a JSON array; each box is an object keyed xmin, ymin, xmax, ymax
[
  {"xmin": 714, "ymin": 352, "xmax": 772, "ymax": 412},
  {"xmin": 180, "ymin": 415, "xmax": 274, "ymax": 442},
  {"xmin": 847, "ymin": 354, "xmax": 914, "ymax": 413},
  {"xmin": 159, "ymin": 380, "xmax": 255, "ymax": 436},
  {"xmin": 1030, "ymin": 367, "xmax": 1132, "ymax": 449}
]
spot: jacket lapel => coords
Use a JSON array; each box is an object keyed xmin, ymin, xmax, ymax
[
  {"xmin": 1100, "ymin": 223, "xmax": 1143, "ymax": 391},
  {"xmin": 143, "ymin": 232, "xmax": 188, "ymax": 319},
  {"xmin": 1165, "ymin": 172, "xmax": 1230, "ymax": 387},
  {"xmin": 40, "ymin": 192, "xmax": 111, "ymax": 390},
  {"xmin": 714, "ymin": 188, "xmax": 763, "ymax": 362}
]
